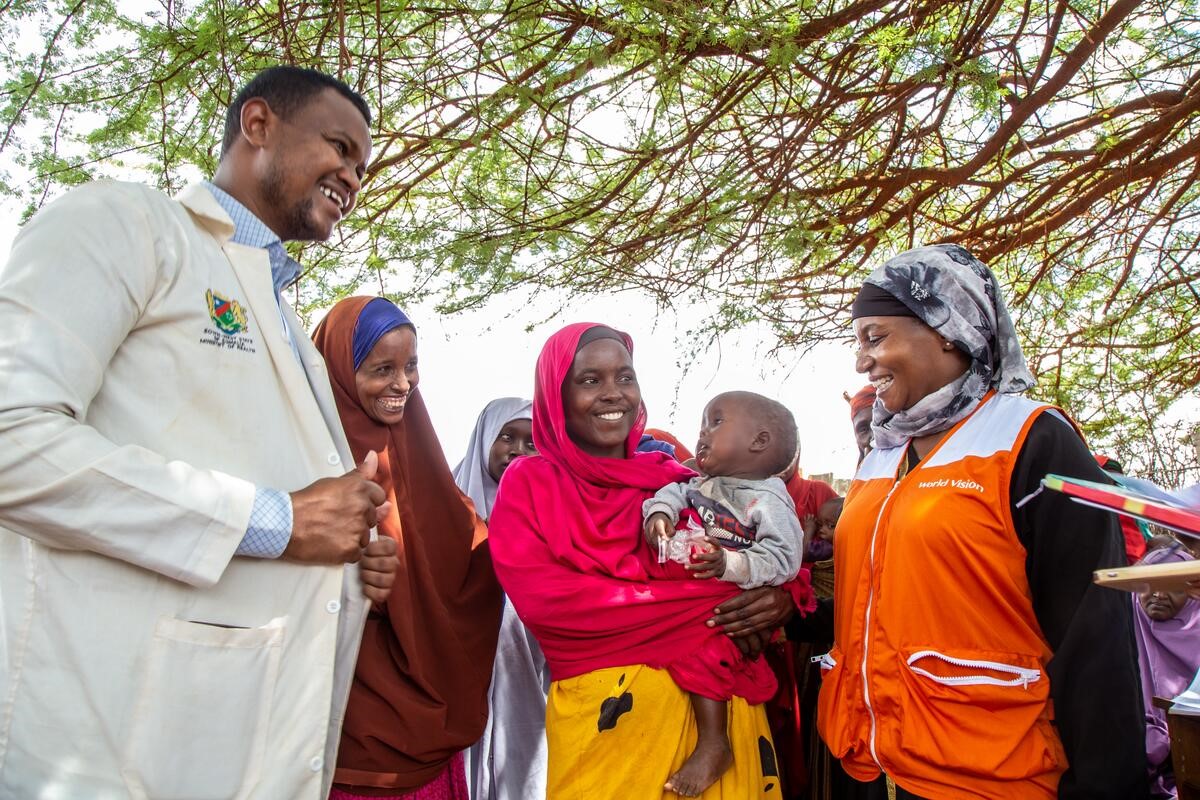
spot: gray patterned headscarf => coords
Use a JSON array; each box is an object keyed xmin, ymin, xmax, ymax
[{"xmin": 857, "ymin": 244, "xmax": 1036, "ymax": 449}]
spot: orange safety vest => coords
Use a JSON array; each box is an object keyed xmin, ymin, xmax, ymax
[{"xmin": 817, "ymin": 392, "xmax": 1069, "ymax": 800}]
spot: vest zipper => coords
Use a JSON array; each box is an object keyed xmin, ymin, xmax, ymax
[
  {"xmin": 905, "ymin": 650, "xmax": 1041, "ymax": 688},
  {"xmin": 861, "ymin": 481, "xmax": 899, "ymax": 769}
]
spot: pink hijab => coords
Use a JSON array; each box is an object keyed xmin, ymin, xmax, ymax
[{"xmin": 488, "ymin": 322, "xmax": 775, "ymax": 701}]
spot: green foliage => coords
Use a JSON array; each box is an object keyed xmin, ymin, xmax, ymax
[{"xmin": 2, "ymin": 0, "xmax": 1199, "ymax": 476}]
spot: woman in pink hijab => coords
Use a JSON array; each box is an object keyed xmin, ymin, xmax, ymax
[{"xmin": 488, "ymin": 323, "xmax": 796, "ymax": 799}]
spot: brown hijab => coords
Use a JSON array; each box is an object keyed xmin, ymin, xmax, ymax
[{"xmin": 313, "ymin": 296, "xmax": 502, "ymax": 793}]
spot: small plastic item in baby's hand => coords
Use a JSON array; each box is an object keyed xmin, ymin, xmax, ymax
[{"xmin": 658, "ymin": 518, "xmax": 710, "ymax": 565}]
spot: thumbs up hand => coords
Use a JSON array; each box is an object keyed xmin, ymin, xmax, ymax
[{"xmin": 285, "ymin": 451, "xmax": 389, "ymax": 564}]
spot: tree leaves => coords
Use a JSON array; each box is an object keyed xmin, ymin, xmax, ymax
[{"xmin": 2, "ymin": 0, "xmax": 1198, "ymax": 479}]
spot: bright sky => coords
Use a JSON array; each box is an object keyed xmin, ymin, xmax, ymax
[
  {"xmin": 369, "ymin": 292, "xmax": 866, "ymax": 480},
  {"xmin": 0, "ymin": 200, "xmax": 867, "ymax": 481},
  {"xmin": 6, "ymin": 0, "xmax": 1199, "ymax": 488},
  {"xmin": 0, "ymin": 8, "xmax": 865, "ymax": 481}
]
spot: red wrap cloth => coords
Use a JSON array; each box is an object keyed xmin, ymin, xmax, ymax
[
  {"xmin": 645, "ymin": 427, "xmax": 695, "ymax": 462},
  {"xmin": 785, "ymin": 474, "xmax": 838, "ymax": 526},
  {"xmin": 488, "ymin": 322, "xmax": 778, "ymax": 703},
  {"xmin": 847, "ymin": 384, "xmax": 876, "ymax": 420},
  {"xmin": 770, "ymin": 474, "xmax": 836, "ymax": 797}
]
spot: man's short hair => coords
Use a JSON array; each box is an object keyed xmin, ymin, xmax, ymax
[{"xmin": 222, "ymin": 66, "xmax": 371, "ymax": 155}]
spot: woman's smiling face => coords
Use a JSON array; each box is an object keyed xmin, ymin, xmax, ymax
[
  {"xmin": 355, "ymin": 326, "xmax": 418, "ymax": 425},
  {"xmin": 562, "ymin": 337, "xmax": 640, "ymax": 459},
  {"xmin": 853, "ymin": 315, "xmax": 970, "ymax": 414}
]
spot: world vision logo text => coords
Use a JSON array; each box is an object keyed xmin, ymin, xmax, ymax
[{"xmin": 916, "ymin": 478, "xmax": 984, "ymax": 493}]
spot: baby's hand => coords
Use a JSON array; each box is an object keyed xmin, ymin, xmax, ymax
[
  {"xmin": 686, "ymin": 539, "xmax": 726, "ymax": 579},
  {"xmin": 801, "ymin": 514, "xmax": 817, "ymax": 537},
  {"xmin": 644, "ymin": 512, "xmax": 674, "ymax": 548}
]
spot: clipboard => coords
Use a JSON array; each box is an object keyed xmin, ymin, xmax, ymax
[{"xmin": 1092, "ymin": 559, "xmax": 1200, "ymax": 593}]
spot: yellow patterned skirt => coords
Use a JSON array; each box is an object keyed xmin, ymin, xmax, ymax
[{"xmin": 546, "ymin": 664, "xmax": 784, "ymax": 800}]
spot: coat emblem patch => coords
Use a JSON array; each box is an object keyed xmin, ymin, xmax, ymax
[
  {"xmin": 206, "ymin": 289, "xmax": 249, "ymax": 335},
  {"xmin": 200, "ymin": 290, "xmax": 256, "ymax": 353}
]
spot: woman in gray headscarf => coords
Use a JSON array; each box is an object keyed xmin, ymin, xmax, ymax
[
  {"xmin": 816, "ymin": 245, "xmax": 1147, "ymax": 800},
  {"xmin": 453, "ymin": 398, "xmax": 550, "ymax": 800},
  {"xmin": 453, "ymin": 397, "xmax": 535, "ymax": 520}
]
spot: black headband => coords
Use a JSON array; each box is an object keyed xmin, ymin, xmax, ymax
[
  {"xmin": 576, "ymin": 325, "xmax": 628, "ymax": 353},
  {"xmin": 850, "ymin": 282, "xmax": 918, "ymax": 320}
]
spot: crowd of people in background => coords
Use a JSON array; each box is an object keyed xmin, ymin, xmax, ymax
[{"xmin": 1, "ymin": 64, "xmax": 1197, "ymax": 800}]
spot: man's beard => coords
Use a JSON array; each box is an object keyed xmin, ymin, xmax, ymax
[{"xmin": 260, "ymin": 161, "xmax": 323, "ymax": 242}]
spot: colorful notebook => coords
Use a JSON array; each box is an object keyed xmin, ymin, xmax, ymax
[
  {"xmin": 1040, "ymin": 473, "xmax": 1200, "ymax": 537},
  {"xmin": 1041, "ymin": 473, "xmax": 1200, "ymax": 593}
]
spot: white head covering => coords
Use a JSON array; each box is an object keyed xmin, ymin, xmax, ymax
[{"xmin": 452, "ymin": 397, "xmax": 534, "ymax": 520}]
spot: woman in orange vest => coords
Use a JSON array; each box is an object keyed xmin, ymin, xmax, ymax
[{"xmin": 817, "ymin": 245, "xmax": 1147, "ymax": 800}]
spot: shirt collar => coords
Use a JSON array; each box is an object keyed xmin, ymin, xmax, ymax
[{"xmin": 203, "ymin": 182, "xmax": 301, "ymax": 293}]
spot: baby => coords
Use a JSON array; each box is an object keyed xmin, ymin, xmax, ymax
[
  {"xmin": 642, "ymin": 390, "xmax": 804, "ymax": 796},
  {"xmin": 802, "ymin": 496, "xmax": 842, "ymax": 599},
  {"xmin": 801, "ymin": 496, "xmax": 842, "ymax": 560}
]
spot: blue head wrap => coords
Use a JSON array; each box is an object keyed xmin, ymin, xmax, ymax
[
  {"xmin": 636, "ymin": 434, "xmax": 677, "ymax": 457},
  {"xmin": 351, "ymin": 298, "xmax": 415, "ymax": 370}
]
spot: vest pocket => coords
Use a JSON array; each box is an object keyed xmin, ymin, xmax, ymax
[
  {"xmin": 120, "ymin": 615, "xmax": 285, "ymax": 799},
  {"xmin": 896, "ymin": 647, "xmax": 1060, "ymax": 780}
]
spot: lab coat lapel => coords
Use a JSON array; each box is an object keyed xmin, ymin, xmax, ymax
[{"xmin": 222, "ymin": 244, "xmax": 327, "ymax": 430}]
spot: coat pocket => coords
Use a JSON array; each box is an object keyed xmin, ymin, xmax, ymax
[
  {"xmin": 121, "ymin": 615, "xmax": 285, "ymax": 799},
  {"xmin": 896, "ymin": 647, "xmax": 1059, "ymax": 780}
]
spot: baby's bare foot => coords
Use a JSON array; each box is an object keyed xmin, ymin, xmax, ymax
[{"xmin": 664, "ymin": 736, "xmax": 733, "ymax": 797}]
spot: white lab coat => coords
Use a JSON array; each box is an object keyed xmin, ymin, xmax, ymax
[{"xmin": 0, "ymin": 181, "xmax": 367, "ymax": 798}]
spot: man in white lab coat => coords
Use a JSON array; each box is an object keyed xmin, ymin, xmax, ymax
[{"xmin": 0, "ymin": 66, "xmax": 398, "ymax": 798}]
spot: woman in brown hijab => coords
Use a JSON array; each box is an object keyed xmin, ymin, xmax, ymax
[{"xmin": 313, "ymin": 296, "xmax": 503, "ymax": 800}]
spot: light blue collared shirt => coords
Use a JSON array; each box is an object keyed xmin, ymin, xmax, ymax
[
  {"xmin": 204, "ymin": 182, "xmax": 300, "ymax": 289},
  {"xmin": 204, "ymin": 182, "xmax": 297, "ymax": 559}
]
